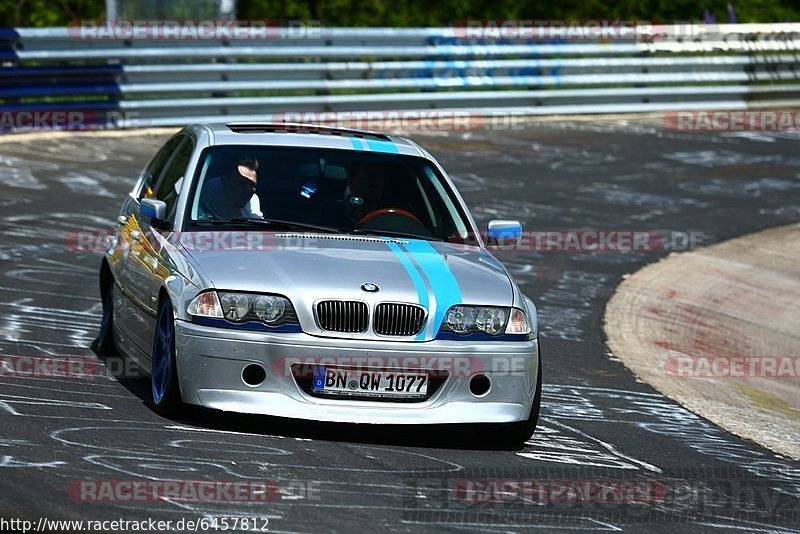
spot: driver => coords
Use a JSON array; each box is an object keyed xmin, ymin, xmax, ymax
[
  {"xmin": 200, "ymin": 157, "xmax": 263, "ymax": 220},
  {"xmin": 344, "ymin": 163, "xmax": 384, "ymax": 225},
  {"xmin": 342, "ymin": 162, "xmax": 429, "ymax": 236}
]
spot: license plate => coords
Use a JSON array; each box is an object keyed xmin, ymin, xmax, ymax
[{"xmin": 312, "ymin": 367, "xmax": 429, "ymax": 399}]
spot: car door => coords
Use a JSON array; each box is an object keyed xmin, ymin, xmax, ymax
[
  {"xmin": 115, "ymin": 134, "xmax": 186, "ymax": 358},
  {"xmin": 136, "ymin": 135, "xmax": 196, "ymax": 352}
]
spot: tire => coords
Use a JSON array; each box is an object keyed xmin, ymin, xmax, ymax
[
  {"xmin": 151, "ymin": 299, "xmax": 183, "ymax": 416},
  {"xmin": 92, "ymin": 271, "xmax": 118, "ymax": 358}
]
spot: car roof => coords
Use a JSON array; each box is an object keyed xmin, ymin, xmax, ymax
[{"xmin": 197, "ymin": 122, "xmax": 426, "ymax": 158}]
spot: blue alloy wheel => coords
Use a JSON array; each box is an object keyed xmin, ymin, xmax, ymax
[{"xmin": 151, "ymin": 300, "xmax": 181, "ymax": 413}]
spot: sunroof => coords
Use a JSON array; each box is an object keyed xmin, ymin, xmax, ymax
[{"xmin": 226, "ymin": 122, "xmax": 392, "ymax": 141}]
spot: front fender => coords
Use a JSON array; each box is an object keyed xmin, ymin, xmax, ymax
[
  {"xmin": 163, "ymin": 272, "xmax": 200, "ymax": 322},
  {"xmin": 523, "ymin": 294, "xmax": 539, "ymax": 339}
]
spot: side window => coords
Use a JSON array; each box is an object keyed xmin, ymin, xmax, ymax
[
  {"xmin": 137, "ymin": 136, "xmax": 184, "ymax": 200},
  {"xmin": 153, "ymin": 137, "xmax": 194, "ymax": 221}
]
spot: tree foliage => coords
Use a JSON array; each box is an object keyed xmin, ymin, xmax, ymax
[
  {"xmin": 1, "ymin": 0, "xmax": 797, "ymax": 27},
  {"xmin": 238, "ymin": 0, "xmax": 800, "ymax": 25}
]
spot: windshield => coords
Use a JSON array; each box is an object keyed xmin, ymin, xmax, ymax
[{"xmin": 185, "ymin": 145, "xmax": 472, "ymax": 242}]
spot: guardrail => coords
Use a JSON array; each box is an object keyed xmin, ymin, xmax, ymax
[{"xmin": 1, "ymin": 24, "xmax": 799, "ymax": 130}]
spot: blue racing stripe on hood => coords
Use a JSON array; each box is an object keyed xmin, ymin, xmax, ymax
[
  {"xmin": 403, "ymin": 240, "xmax": 462, "ymax": 337},
  {"xmin": 383, "ymin": 240, "xmax": 430, "ymax": 339}
]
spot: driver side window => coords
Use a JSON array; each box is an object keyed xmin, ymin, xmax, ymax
[
  {"xmin": 153, "ymin": 137, "xmax": 194, "ymax": 221},
  {"xmin": 136, "ymin": 136, "xmax": 184, "ymax": 201}
]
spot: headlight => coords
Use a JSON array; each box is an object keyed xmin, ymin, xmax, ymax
[
  {"xmin": 188, "ymin": 291, "xmax": 294, "ymax": 325},
  {"xmin": 441, "ymin": 305, "xmax": 531, "ymax": 336},
  {"xmin": 476, "ymin": 307, "xmax": 506, "ymax": 335},
  {"xmin": 444, "ymin": 306, "xmax": 476, "ymax": 333},
  {"xmin": 253, "ymin": 295, "xmax": 286, "ymax": 323},
  {"xmin": 220, "ymin": 293, "xmax": 250, "ymax": 321},
  {"xmin": 443, "ymin": 305, "xmax": 507, "ymax": 336}
]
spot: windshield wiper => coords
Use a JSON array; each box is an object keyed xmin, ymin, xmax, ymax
[
  {"xmin": 194, "ymin": 218, "xmax": 343, "ymax": 234},
  {"xmin": 350, "ymin": 229, "xmax": 443, "ymax": 242}
]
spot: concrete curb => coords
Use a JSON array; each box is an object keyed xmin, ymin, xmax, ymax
[
  {"xmin": 604, "ymin": 223, "xmax": 800, "ymax": 460},
  {"xmin": 0, "ymin": 127, "xmax": 179, "ymax": 145}
]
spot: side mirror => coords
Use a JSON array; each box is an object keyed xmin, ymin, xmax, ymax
[
  {"xmin": 487, "ymin": 219, "xmax": 522, "ymax": 247},
  {"xmin": 140, "ymin": 198, "xmax": 172, "ymax": 231}
]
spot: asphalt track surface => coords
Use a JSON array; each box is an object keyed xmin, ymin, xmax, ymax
[{"xmin": 1, "ymin": 119, "xmax": 799, "ymax": 533}]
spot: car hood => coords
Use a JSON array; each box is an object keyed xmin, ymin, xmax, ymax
[{"xmin": 181, "ymin": 233, "xmax": 514, "ymax": 340}]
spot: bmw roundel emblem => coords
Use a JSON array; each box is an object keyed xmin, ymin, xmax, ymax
[{"xmin": 361, "ymin": 283, "xmax": 379, "ymax": 293}]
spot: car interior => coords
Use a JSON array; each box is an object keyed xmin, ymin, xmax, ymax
[{"xmin": 193, "ymin": 147, "xmax": 466, "ymax": 241}]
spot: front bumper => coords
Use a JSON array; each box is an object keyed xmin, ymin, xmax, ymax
[{"xmin": 175, "ymin": 320, "xmax": 539, "ymax": 424}]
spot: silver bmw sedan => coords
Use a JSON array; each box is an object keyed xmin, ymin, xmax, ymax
[{"xmin": 95, "ymin": 122, "xmax": 541, "ymax": 446}]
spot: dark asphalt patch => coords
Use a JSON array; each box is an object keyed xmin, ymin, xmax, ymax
[{"xmin": 0, "ymin": 123, "xmax": 798, "ymax": 532}]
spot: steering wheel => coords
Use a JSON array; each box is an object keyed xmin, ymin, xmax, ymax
[{"xmin": 355, "ymin": 208, "xmax": 422, "ymax": 227}]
